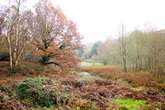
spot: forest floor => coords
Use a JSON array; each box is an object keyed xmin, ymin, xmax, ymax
[{"xmin": 0, "ymin": 62, "xmax": 164, "ymax": 110}]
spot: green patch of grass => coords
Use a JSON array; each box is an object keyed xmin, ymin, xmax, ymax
[{"xmin": 114, "ymin": 98, "xmax": 145, "ymax": 110}]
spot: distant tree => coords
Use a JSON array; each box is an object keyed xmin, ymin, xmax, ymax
[
  {"xmin": 126, "ymin": 30, "xmax": 165, "ymax": 73},
  {"xmin": 147, "ymin": 31, "xmax": 165, "ymax": 73},
  {"xmin": 90, "ymin": 41, "xmax": 102, "ymax": 58},
  {"xmin": 126, "ymin": 30, "xmax": 145, "ymax": 71},
  {"xmin": 75, "ymin": 47, "xmax": 84, "ymax": 57},
  {"xmin": 94, "ymin": 38, "xmax": 120, "ymax": 65},
  {"xmin": 94, "ymin": 40, "xmax": 110, "ymax": 65},
  {"xmin": 86, "ymin": 26, "xmax": 165, "ymax": 73}
]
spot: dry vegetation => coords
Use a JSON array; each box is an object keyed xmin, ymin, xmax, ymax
[
  {"xmin": 81, "ymin": 66, "xmax": 165, "ymax": 91},
  {"xmin": 0, "ymin": 63, "xmax": 164, "ymax": 110}
]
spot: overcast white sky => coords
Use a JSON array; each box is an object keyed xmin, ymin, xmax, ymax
[{"xmin": 1, "ymin": 0, "xmax": 165, "ymax": 43}]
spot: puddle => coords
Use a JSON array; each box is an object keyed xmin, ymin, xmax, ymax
[{"xmin": 77, "ymin": 72, "xmax": 98, "ymax": 78}]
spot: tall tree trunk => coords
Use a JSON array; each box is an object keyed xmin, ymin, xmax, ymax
[
  {"xmin": 9, "ymin": 41, "xmax": 13, "ymax": 69},
  {"xmin": 120, "ymin": 24, "xmax": 127, "ymax": 72}
]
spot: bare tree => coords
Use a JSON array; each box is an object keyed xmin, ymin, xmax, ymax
[
  {"xmin": 119, "ymin": 24, "xmax": 127, "ymax": 72},
  {"xmin": 3, "ymin": 0, "xmax": 29, "ymax": 70}
]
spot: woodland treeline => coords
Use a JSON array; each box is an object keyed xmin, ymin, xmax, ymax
[
  {"xmin": 80, "ymin": 30, "xmax": 165, "ymax": 74},
  {"xmin": 0, "ymin": 0, "xmax": 81, "ymax": 72}
]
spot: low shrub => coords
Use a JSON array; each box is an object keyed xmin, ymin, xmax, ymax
[{"xmin": 16, "ymin": 77, "xmax": 55, "ymax": 107}]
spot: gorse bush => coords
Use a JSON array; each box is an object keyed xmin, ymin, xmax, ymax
[
  {"xmin": 16, "ymin": 77, "xmax": 98, "ymax": 108},
  {"xmin": 16, "ymin": 77, "xmax": 54, "ymax": 107}
]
